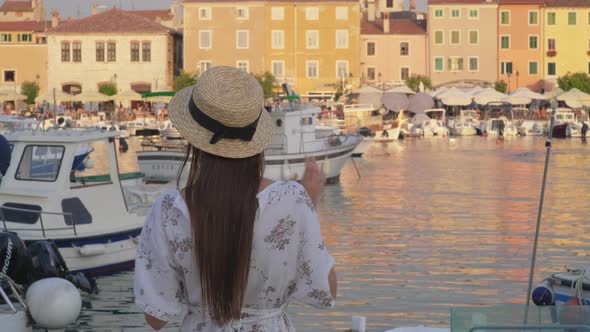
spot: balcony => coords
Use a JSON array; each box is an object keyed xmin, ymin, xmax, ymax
[{"xmin": 546, "ymin": 50, "xmax": 557, "ymax": 57}]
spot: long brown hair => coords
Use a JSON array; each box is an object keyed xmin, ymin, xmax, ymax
[{"xmin": 179, "ymin": 145, "xmax": 264, "ymax": 325}]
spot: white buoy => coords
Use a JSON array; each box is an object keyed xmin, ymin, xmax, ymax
[
  {"xmin": 25, "ymin": 278, "xmax": 82, "ymax": 329},
  {"xmin": 84, "ymin": 157, "xmax": 95, "ymax": 169}
]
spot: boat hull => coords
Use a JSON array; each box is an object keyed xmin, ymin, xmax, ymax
[{"xmin": 450, "ymin": 127, "xmax": 477, "ymax": 136}]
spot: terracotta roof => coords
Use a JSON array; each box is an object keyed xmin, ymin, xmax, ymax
[
  {"xmin": 131, "ymin": 9, "xmax": 173, "ymax": 21},
  {"xmin": 428, "ymin": 0, "xmax": 496, "ymax": 4},
  {"xmin": 361, "ymin": 17, "xmax": 426, "ymax": 35},
  {"xmin": 0, "ymin": 20, "xmax": 48, "ymax": 31},
  {"xmin": 48, "ymin": 8, "xmax": 171, "ymax": 34},
  {"xmin": 545, "ymin": 0, "xmax": 590, "ymax": 6},
  {"xmin": 498, "ymin": 0, "xmax": 545, "ymax": 4},
  {"xmin": 0, "ymin": 0, "xmax": 33, "ymax": 12}
]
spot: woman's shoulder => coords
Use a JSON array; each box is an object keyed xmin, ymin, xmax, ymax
[
  {"xmin": 147, "ymin": 188, "xmax": 188, "ymax": 225},
  {"xmin": 259, "ymin": 180, "xmax": 315, "ymax": 211}
]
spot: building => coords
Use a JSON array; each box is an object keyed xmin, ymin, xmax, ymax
[
  {"xmin": 46, "ymin": 9, "xmax": 182, "ymax": 96},
  {"xmin": 183, "ymin": 0, "xmax": 361, "ymax": 95},
  {"xmin": 497, "ymin": 0, "xmax": 545, "ymax": 92},
  {"xmin": 361, "ymin": 7, "xmax": 427, "ymax": 85},
  {"xmin": 0, "ymin": 0, "xmax": 45, "ymax": 22},
  {"xmin": 542, "ymin": 0, "xmax": 590, "ymax": 85},
  {"xmin": 428, "ymin": 0, "xmax": 498, "ymax": 86}
]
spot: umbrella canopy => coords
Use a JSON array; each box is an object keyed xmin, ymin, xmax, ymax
[
  {"xmin": 556, "ymin": 88, "xmax": 590, "ymax": 108},
  {"xmin": 510, "ymin": 88, "xmax": 548, "ymax": 100},
  {"xmin": 357, "ymin": 92, "xmax": 382, "ymax": 108},
  {"xmin": 142, "ymin": 91, "xmax": 175, "ymax": 103},
  {"xmin": 73, "ymin": 90, "xmax": 112, "ymax": 102},
  {"xmin": 113, "ymin": 89, "xmax": 143, "ymax": 102},
  {"xmin": 474, "ymin": 88, "xmax": 508, "ymax": 105},
  {"xmin": 466, "ymin": 86, "xmax": 485, "ymax": 96},
  {"xmin": 35, "ymin": 90, "xmax": 74, "ymax": 103},
  {"xmin": 355, "ymin": 85, "xmax": 382, "ymax": 94},
  {"xmin": 411, "ymin": 113, "xmax": 431, "ymax": 125},
  {"xmin": 408, "ymin": 92, "xmax": 435, "ymax": 114},
  {"xmin": 429, "ymin": 86, "xmax": 449, "ymax": 97},
  {"xmin": 381, "ymin": 92, "xmax": 409, "ymax": 112},
  {"xmin": 438, "ymin": 87, "xmax": 473, "ymax": 106},
  {"xmin": 385, "ymin": 85, "xmax": 415, "ymax": 94},
  {"xmin": 0, "ymin": 91, "xmax": 27, "ymax": 102},
  {"xmin": 544, "ymin": 88, "xmax": 564, "ymax": 99},
  {"xmin": 503, "ymin": 95, "xmax": 531, "ymax": 105}
]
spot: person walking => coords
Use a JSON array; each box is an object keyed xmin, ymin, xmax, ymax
[
  {"xmin": 582, "ymin": 121, "xmax": 588, "ymax": 143},
  {"xmin": 134, "ymin": 66, "xmax": 336, "ymax": 332}
]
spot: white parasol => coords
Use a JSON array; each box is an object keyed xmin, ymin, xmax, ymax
[
  {"xmin": 113, "ymin": 89, "xmax": 143, "ymax": 102},
  {"xmin": 438, "ymin": 87, "xmax": 473, "ymax": 106},
  {"xmin": 72, "ymin": 90, "xmax": 112, "ymax": 102},
  {"xmin": 385, "ymin": 85, "xmax": 416, "ymax": 94},
  {"xmin": 355, "ymin": 85, "xmax": 383, "ymax": 94},
  {"xmin": 474, "ymin": 88, "xmax": 508, "ymax": 105},
  {"xmin": 556, "ymin": 88, "xmax": 590, "ymax": 108},
  {"xmin": 35, "ymin": 89, "xmax": 74, "ymax": 103}
]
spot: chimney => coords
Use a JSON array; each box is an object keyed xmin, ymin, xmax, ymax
[
  {"xmin": 409, "ymin": 0, "xmax": 416, "ymax": 11},
  {"xmin": 368, "ymin": 0, "xmax": 376, "ymax": 22},
  {"xmin": 171, "ymin": 0, "xmax": 182, "ymax": 29},
  {"xmin": 91, "ymin": 1, "xmax": 98, "ymax": 15},
  {"xmin": 383, "ymin": 12, "xmax": 390, "ymax": 33},
  {"xmin": 51, "ymin": 10, "xmax": 59, "ymax": 27}
]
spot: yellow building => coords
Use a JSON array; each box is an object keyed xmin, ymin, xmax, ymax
[
  {"xmin": 0, "ymin": 0, "xmax": 45, "ymax": 22},
  {"xmin": 542, "ymin": 0, "xmax": 590, "ymax": 84},
  {"xmin": 184, "ymin": 0, "xmax": 360, "ymax": 96}
]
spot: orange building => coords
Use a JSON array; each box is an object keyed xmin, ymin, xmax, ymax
[{"xmin": 497, "ymin": 0, "xmax": 545, "ymax": 92}]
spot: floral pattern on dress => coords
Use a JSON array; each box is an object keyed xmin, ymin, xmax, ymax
[{"xmin": 264, "ymin": 216, "xmax": 296, "ymax": 250}]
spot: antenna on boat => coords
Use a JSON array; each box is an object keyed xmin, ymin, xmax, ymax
[{"xmin": 523, "ymin": 99, "xmax": 557, "ymax": 324}]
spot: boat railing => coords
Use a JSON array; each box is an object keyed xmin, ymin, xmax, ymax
[{"xmin": 0, "ymin": 205, "xmax": 77, "ymax": 238}]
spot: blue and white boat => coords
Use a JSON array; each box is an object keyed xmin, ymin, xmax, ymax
[
  {"xmin": 533, "ymin": 267, "xmax": 590, "ymax": 306},
  {"xmin": 0, "ymin": 128, "xmax": 152, "ymax": 275}
]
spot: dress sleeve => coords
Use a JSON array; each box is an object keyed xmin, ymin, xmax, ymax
[
  {"xmin": 134, "ymin": 192, "xmax": 183, "ymax": 321},
  {"xmin": 291, "ymin": 186, "xmax": 336, "ymax": 308}
]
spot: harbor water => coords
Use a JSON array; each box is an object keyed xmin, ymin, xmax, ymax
[{"xmin": 53, "ymin": 136, "xmax": 590, "ymax": 332}]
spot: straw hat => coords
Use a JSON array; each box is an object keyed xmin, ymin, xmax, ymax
[{"xmin": 168, "ymin": 66, "xmax": 273, "ymax": 158}]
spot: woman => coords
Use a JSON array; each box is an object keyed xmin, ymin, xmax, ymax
[{"xmin": 134, "ymin": 66, "xmax": 337, "ymax": 331}]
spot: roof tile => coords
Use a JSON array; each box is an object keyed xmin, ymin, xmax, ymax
[
  {"xmin": 361, "ymin": 16, "xmax": 426, "ymax": 35},
  {"xmin": 0, "ymin": 20, "xmax": 48, "ymax": 32},
  {"xmin": 0, "ymin": 1, "xmax": 33, "ymax": 12}
]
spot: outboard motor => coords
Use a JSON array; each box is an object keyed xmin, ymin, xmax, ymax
[
  {"xmin": 0, "ymin": 231, "xmax": 30, "ymax": 286},
  {"xmin": 0, "ymin": 134, "xmax": 11, "ymax": 176}
]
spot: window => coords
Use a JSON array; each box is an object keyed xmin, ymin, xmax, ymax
[
  {"xmin": 568, "ymin": 12, "xmax": 576, "ymax": 25},
  {"xmin": 306, "ymin": 30, "xmax": 319, "ymax": 49},
  {"xmin": 501, "ymin": 35, "xmax": 510, "ymax": 49},
  {"xmin": 400, "ymin": 67, "xmax": 410, "ymax": 80},
  {"xmin": 336, "ymin": 6, "xmax": 348, "ymax": 20},
  {"xmin": 548, "ymin": 62, "xmax": 556, "ymax": 76},
  {"xmin": 529, "ymin": 35, "xmax": 538, "ymax": 49},
  {"xmin": 434, "ymin": 9, "xmax": 443, "ymax": 17},
  {"xmin": 61, "ymin": 42, "xmax": 70, "ymax": 62},
  {"xmin": 451, "ymin": 9, "xmax": 460, "ymax": 17},
  {"xmin": 107, "ymin": 42, "xmax": 116, "ymax": 62},
  {"xmin": 237, "ymin": 7, "xmax": 248, "ymax": 19},
  {"xmin": 17, "ymin": 34, "xmax": 32, "ymax": 42},
  {"xmin": 200, "ymin": 30, "xmax": 211, "ymax": 49},
  {"xmin": 200, "ymin": 61, "xmax": 212, "ymax": 74},
  {"xmin": 3, "ymin": 70, "xmax": 15, "ymax": 82},
  {"xmin": 548, "ymin": 38, "xmax": 556, "ymax": 50},
  {"xmin": 434, "ymin": 30, "xmax": 443, "ymax": 44},
  {"xmin": 500, "ymin": 61, "xmax": 513, "ymax": 75},
  {"xmin": 336, "ymin": 30, "xmax": 348, "ymax": 48},
  {"xmin": 500, "ymin": 11, "xmax": 510, "ymax": 25},
  {"xmin": 16, "ymin": 145, "xmax": 64, "ymax": 182},
  {"xmin": 448, "ymin": 57, "xmax": 464, "ymax": 71},
  {"xmin": 271, "ymin": 60, "xmax": 284, "ymax": 78},
  {"xmin": 386, "ymin": 0, "xmax": 394, "ymax": 8},
  {"xmin": 529, "ymin": 11, "xmax": 538, "ymax": 25},
  {"xmin": 306, "ymin": 61, "xmax": 319, "ymax": 78},
  {"xmin": 468, "ymin": 57, "xmax": 478, "ymax": 71},
  {"xmin": 96, "ymin": 42, "xmax": 105, "ymax": 62},
  {"xmin": 434, "ymin": 57, "xmax": 444, "ymax": 72},
  {"xmin": 72, "ymin": 42, "xmax": 81, "ymax": 62},
  {"xmin": 271, "ymin": 30, "xmax": 284, "ymax": 49},
  {"xmin": 271, "ymin": 7, "xmax": 284, "ymax": 20},
  {"xmin": 469, "ymin": 9, "xmax": 478, "ymax": 18},
  {"xmin": 1, "ymin": 203, "xmax": 41, "ymax": 224},
  {"xmin": 588, "ymin": 12, "xmax": 590, "ymax": 24},
  {"xmin": 547, "ymin": 12, "xmax": 556, "ymax": 25},
  {"xmin": 469, "ymin": 30, "xmax": 478, "ymax": 45},
  {"xmin": 237, "ymin": 60, "xmax": 249, "ymax": 72},
  {"xmin": 367, "ymin": 67, "xmax": 376, "ymax": 81},
  {"xmin": 450, "ymin": 30, "xmax": 460, "ymax": 45},
  {"xmin": 130, "ymin": 42, "xmax": 139, "ymax": 62},
  {"xmin": 236, "ymin": 30, "xmax": 249, "ymax": 49},
  {"xmin": 199, "ymin": 7, "xmax": 211, "ymax": 19},
  {"xmin": 1, "ymin": 33, "xmax": 11, "ymax": 42},
  {"xmin": 62, "ymin": 198, "xmax": 92, "ymax": 225},
  {"xmin": 336, "ymin": 60, "xmax": 348, "ymax": 78},
  {"xmin": 306, "ymin": 7, "xmax": 319, "ymax": 20},
  {"xmin": 367, "ymin": 42, "xmax": 376, "ymax": 56},
  {"xmin": 400, "ymin": 42, "xmax": 409, "ymax": 55},
  {"xmin": 142, "ymin": 42, "xmax": 151, "ymax": 62},
  {"xmin": 529, "ymin": 61, "xmax": 538, "ymax": 75}
]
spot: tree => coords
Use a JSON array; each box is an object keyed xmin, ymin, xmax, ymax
[
  {"xmin": 253, "ymin": 72, "xmax": 276, "ymax": 97},
  {"xmin": 174, "ymin": 70, "xmax": 197, "ymax": 92},
  {"xmin": 406, "ymin": 75, "xmax": 433, "ymax": 92},
  {"xmin": 495, "ymin": 80, "xmax": 508, "ymax": 93},
  {"xmin": 99, "ymin": 82, "xmax": 117, "ymax": 96},
  {"xmin": 20, "ymin": 81, "xmax": 39, "ymax": 105},
  {"xmin": 557, "ymin": 72, "xmax": 590, "ymax": 94}
]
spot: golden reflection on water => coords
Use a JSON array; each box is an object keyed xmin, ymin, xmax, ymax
[{"xmin": 65, "ymin": 136, "xmax": 590, "ymax": 332}]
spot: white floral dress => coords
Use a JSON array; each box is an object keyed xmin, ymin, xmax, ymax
[{"xmin": 134, "ymin": 181, "xmax": 335, "ymax": 332}]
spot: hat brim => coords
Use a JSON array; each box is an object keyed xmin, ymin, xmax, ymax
[{"xmin": 168, "ymin": 86, "xmax": 273, "ymax": 159}]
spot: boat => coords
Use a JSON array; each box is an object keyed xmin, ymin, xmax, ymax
[
  {"xmin": 532, "ymin": 266, "xmax": 590, "ymax": 306},
  {"xmin": 480, "ymin": 102, "xmax": 518, "ymax": 137},
  {"xmin": 447, "ymin": 109, "xmax": 479, "ymax": 136},
  {"xmin": 418, "ymin": 109, "xmax": 450, "ymax": 137},
  {"xmin": 552, "ymin": 108, "xmax": 582, "ymax": 138},
  {"xmin": 513, "ymin": 107, "xmax": 547, "ymax": 136},
  {"xmin": 0, "ymin": 128, "xmax": 152, "ymax": 274}
]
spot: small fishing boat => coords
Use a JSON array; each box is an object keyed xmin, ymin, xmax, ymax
[
  {"xmin": 532, "ymin": 266, "xmax": 590, "ymax": 306},
  {"xmin": 447, "ymin": 109, "xmax": 479, "ymax": 136},
  {"xmin": 480, "ymin": 102, "xmax": 518, "ymax": 136},
  {"xmin": 419, "ymin": 109, "xmax": 449, "ymax": 137},
  {"xmin": 552, "ymin": 108, "xmax": 581, "ymax": 138}
]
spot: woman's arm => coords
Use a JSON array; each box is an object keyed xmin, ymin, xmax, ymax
[
  {"xmin": 329, "ymin": 266, "xmax": 338, "ymax": 299},
  {"xmin": 145, "ymin": 313, "xmax": 167, "ymax": 330}
]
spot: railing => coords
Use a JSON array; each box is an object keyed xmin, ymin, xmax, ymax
[{"xmin": 0, "ymin": 205, "xmax": 77, "ymax": 238}]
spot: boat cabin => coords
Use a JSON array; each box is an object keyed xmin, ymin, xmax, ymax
[{"xmin": 554, "ymin": 108, "xmax": 576, "ymax": 124}]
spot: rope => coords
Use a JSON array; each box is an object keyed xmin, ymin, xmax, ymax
[
  {"xmin": 0, "ymin": 272, "xmax": 27, "ymax": 312},
  {"xmin": 570, "ymin": 268, "xmax": 588, "ymax": 303}
]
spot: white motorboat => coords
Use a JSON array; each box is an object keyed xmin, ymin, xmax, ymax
[
  {"xmin": 480, "ymin": 102, "xmax": 518, "ymax": 137},
  {"xmin": 513, "ymin": 108, "xmax": 547, "ymax": 136},
  {"xmin": 421, "ymin": 109, "xmax": 450, "ymax": 137},
  {"xmin": 137, "ymin": 102, "xmax": 362, "ymax": 184},
  {"xmin": 447, "ymin": 110, "xmax": 479, "ymax": 136},
  {"xmin": 552, "ymin": 108, "xmax": 584, "ymax": 138},
  {"xmin": 0, "ymin": 128, "xmax": 152, "ymax": 274}
]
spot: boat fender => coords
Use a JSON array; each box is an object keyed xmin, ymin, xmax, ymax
[
  {"xmin": 532, "ymin": 280, "xmax": 555, "ymax": 305},
  {"xmin": 77, "ymin": 244, "xmax": 107, "ymax": 257},
  {"xmin": 84, "ymin": 157, "xmax": 95, "ymax": 169},
  {"xmin": 26, "ymin": 278, "xmax": 81, "ymax": 329}
]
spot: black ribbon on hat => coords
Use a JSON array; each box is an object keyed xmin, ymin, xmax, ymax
[{"xmin": 188, "ymin": 95, "xmax": 261, "ymax": 145}]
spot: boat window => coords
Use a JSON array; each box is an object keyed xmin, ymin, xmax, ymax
[
  {"xmin": 15, "ymin": 145, "xmax": 64, "ymax": 182},
  {"xmin": 276, "ymin": 119, "xmax": 282, "ymax": 127},
  {"xmin": 61, "ymin": 198, "xmax": 92, "ymax": 225},
  {"xmin": 72, "ymin": 142, "xmax": 111, "ymax": 184},
  {"xmin": 0, "ymin": 203, "xmax": 41, "ymax": 224},
  {"xmin": 300, "ymin": 117, "xmax": 313, "ymax": 125}
]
